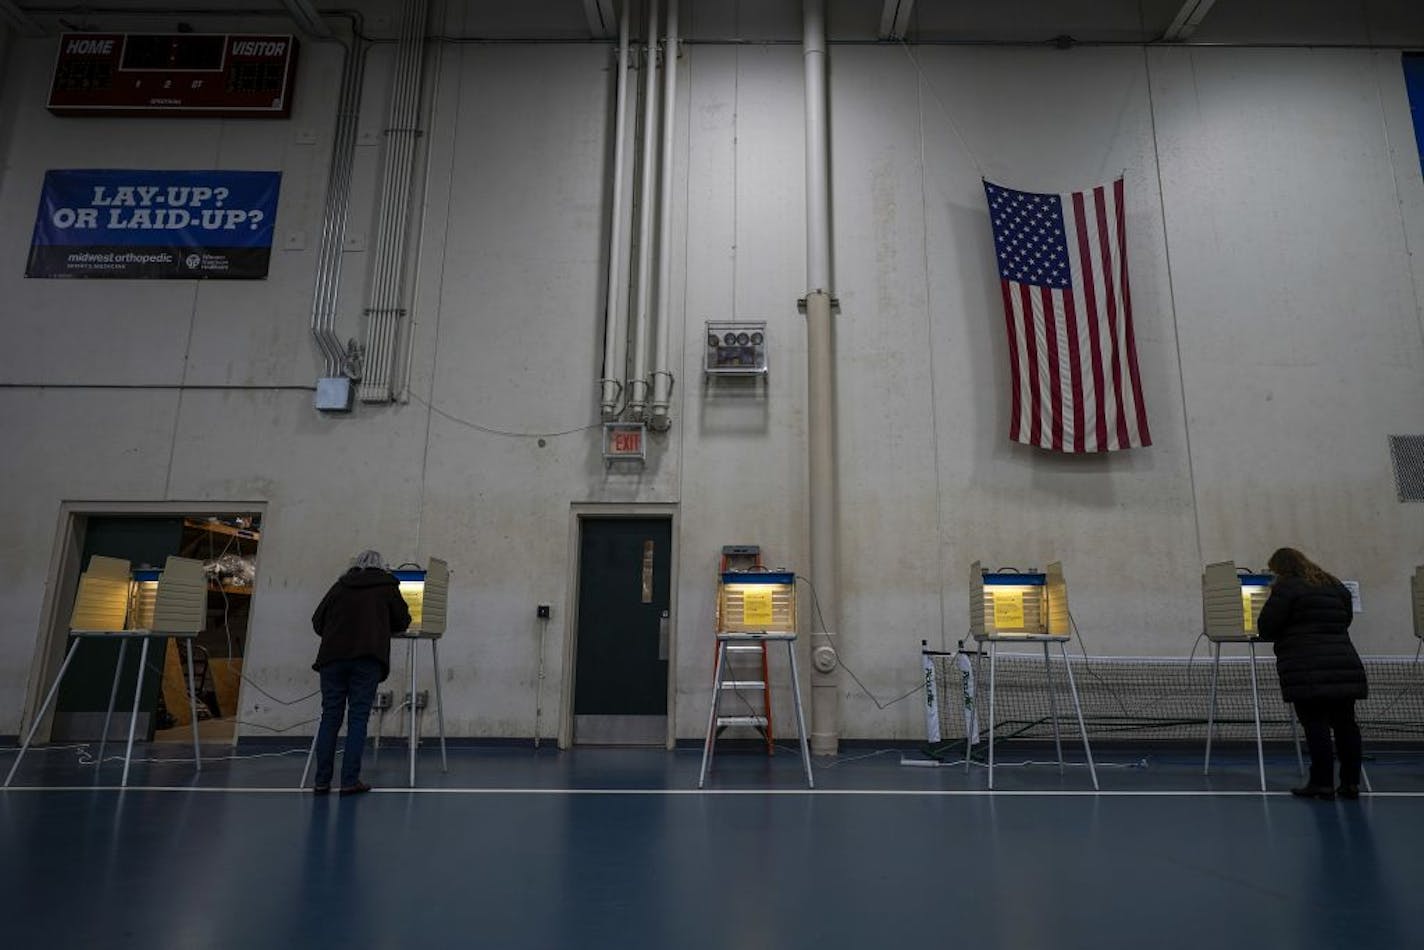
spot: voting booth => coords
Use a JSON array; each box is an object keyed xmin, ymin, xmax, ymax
[
  {"xmin": 970, "ymin": 561, "xmax": 1069, "ymax": 639},
  {"xmin": 394, "ymin": 557, "xmax": 450, "ymax": 637},
  {"xmin": 7, "ymin": 555, "xmax": 208, "ymax": 789},
  {"xmin": 1202, "ymin": 560, "xmax": 1272, "ymax": 641},
  {"xmin": 1200, "ymin": 560, "xmax": 1276, "ymax": 790},
  {"xmin": 965, "ymin": 560, "xmax": 1096, "ymax": 790},
  {"xmin": 700, "ymin": 565, "xmax": 812, "ymax": 789},
  {"xmin": 717, "ymin": 570, "xmax": 796, "ymax": 633}
]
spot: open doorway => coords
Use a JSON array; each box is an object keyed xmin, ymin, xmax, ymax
[
  {"xmin": 45, "ymin": 510, "xmax": 261, "ymax": 745},
  {"xmin": 153, "ymin": 515, "xmax": 260, "ymax": 743}
]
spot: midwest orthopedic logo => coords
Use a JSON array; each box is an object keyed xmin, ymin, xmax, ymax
[{"xmin": 66, "ymin": 250, "xmax": 174, "ymax": 265}]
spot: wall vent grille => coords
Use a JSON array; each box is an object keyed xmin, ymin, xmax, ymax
[{"xmin": 1389, "ymin": 435, "xmax": 1424, "ymax": 502}]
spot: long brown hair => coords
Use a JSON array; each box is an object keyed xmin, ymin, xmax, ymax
[{"xmin": 1267, "ymin": 547, "xmax": 1337, "ymax": 587}]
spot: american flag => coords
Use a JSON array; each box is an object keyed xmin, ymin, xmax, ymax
[{"xmin": 984, "ymin": 178, "xmax": 1150, "ymax": 452}]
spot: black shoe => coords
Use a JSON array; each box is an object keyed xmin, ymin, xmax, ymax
[
  {"xmin": 339, "ymin": 781, "xmax": 372, "ymax": 796},
  {"xmin": 1337, "ymin": 784, "xmax": 1361, "ymax": 800},
  {"xmin": 1290, "ymin": 784, "xmax": 1336, "ymax": 800},
  {"xmin": 312, "ymin": 785, "xmax": 330, "ymax": 796}
]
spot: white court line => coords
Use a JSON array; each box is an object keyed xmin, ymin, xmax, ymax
[{"xmin": 4, "ymin": 785, "xmax": 1424, "ymax": 798}]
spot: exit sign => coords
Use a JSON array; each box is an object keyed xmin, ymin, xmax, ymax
[{"xmin": 603, "ymin": 423, "xmax": 646, "ymax": 464}]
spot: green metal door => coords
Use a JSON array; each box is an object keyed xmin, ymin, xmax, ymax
[{"xmin": 573, "ymin": 517, "xmax": 671, "ymax": 745}]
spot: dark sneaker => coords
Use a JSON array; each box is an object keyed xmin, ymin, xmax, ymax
[
  {"xmin": 1337, "ymin": 784, "xmax": 1360, "ymax": 800},
  {"xmin": 1290, "ymin": 785, "xmax": 1336, "ymax": 800},
  {"xmin": 312, "ymin": 785, "xmax": 331, "ymax": 796},
  {"xmin": 339, "ymin": 781, "xmax": 372, "ymax": 796}
]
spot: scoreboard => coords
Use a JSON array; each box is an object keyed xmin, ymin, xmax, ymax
[{"xmin": 47, "ymin": 33, "xmax": 298, "ymax": 118}]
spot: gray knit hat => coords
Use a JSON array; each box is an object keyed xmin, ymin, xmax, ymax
[{"xmin": 354, "ymin": 549, "xmax": 388, "ymax": 571}]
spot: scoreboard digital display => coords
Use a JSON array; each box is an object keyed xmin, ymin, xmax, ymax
[{"xmin": 47, "ymin": 33, "xmax": 298, "ymax": 118}]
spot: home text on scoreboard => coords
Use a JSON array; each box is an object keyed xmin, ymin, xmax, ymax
[{"xmin": 48, "ymin": 33, "xmax": 299, "ymax": 118}]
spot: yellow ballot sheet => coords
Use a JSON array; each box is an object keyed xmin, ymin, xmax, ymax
[
  {"xmin": 742, "ymin": 589, "xmax": 774, "ymax": 626},
  {"xmin": 993, "ymin": 590, "xmax": 1025, "ymax": 629}
]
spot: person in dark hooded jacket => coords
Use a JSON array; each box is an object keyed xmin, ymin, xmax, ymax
[
  {"xmin": 310, "ymin": 550, "xmax": 411, "ymax": 795},
  {"xmin": 1256, "ymin": 546, "xmax": 1367, "ymax": 801}
]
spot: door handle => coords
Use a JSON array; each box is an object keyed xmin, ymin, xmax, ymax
[{"xmin": 658, "ymin": 610, "xmax": 669, "ymax": 661}]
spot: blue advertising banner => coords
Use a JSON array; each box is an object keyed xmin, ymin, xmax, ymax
[
  {"xmin": 1406, "ymin": 53, "xmax": 1424, "ymax": 177},
  {"xmin": 27, "ymin": 169, "xmax": 281, "ymax": 279}
]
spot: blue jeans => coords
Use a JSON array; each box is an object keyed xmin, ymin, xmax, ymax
[{"xmin": 314, "ymin": 657, "xmax": 383, "ymax": 788}]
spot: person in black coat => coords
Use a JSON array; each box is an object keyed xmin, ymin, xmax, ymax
[
  {"xmin": 1256, "ymin": 546, "xmax": 1367, "ymax": 800},
  {"xmin": 310, "ymin": 550, "xmax": 411, "ymax": 795}
]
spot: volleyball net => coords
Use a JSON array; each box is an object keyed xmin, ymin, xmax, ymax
[{"xmin": 922, "ymin": 647, "xmax": 1424, "ymax": 751}]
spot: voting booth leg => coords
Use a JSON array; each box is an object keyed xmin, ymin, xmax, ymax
[
  {"xmin": 299, "ymin": 732, "xmax": 318, "ymax": 790},
  {"xmin": 1292, "ymin": 714, "xmax": 1305, "ymax": 777},
  {"xmin": 1204, "ymin": 642, "xmax": 1221, "ymax": 776},
  {"xmin": 1060, "ymin": 641, "xmax": 1099, "ymax": 791},
  {"xmin": 184, "ymin": 639, "xmax": 202, "ymax": 773},
  {"xmin": 98, "ymin": 638, "xmax": 129, "ymax": 769},
  {"xmin": 4, "ymin": 637, "xmax": 83, "ymax": 788},
  {"xmin": 431, "ymin": 639, "xmax": 448, "ymax": 773},
  {"xmin": 966, "ymin": 642, "xmax": 983, "ymax": 776},
  {"xmin": 1248, "ymin": 641, "xmax": 1266, "ymax": 792},
  {"xmin": 697, "ymin": 643, "xmax": 728, "ymax": 789},
  {"xmin": 408, "ymin": 638, "xmax": 418, "ymax": 789},
  {"xmin": 120, "ymin": 637, "xmax": 152, "ymax": 788},
  {"xmin": 1043, "ymin": 641, "xmax": 1064, "ymax": 773},
  {"xmin": 785, "ymin": 638, "xmax": 814, "ymax": 789},
  {"xmin": 373, "ymin": 708, "xmax": 383, "ymax": 765},
  {"xmin": 987, "ymin": 641, "xmax": 998, "ymax": 790}
]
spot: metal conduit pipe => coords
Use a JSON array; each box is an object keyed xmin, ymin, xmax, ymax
[
  {"xmin": 359, "ymin": 4, "xmax": 415, "ymax": 398},
  {"xmin": 626, "ymin": 0, "xmax": 662, "ymax": 421},
  {"xmin": 598, "ymin": 0, "xmax": 634, "ymax": 420},
  {"xmin": 360, "ymin": 0, "xmax": 429, "ymax": 402},
  {"xmin": 399, "ymin": 2, "xmax": 449, "ymax": 405},
  {"xmin": 647, "ymin": 0, "xmax": 678, "ymax": 431},
  {"xmin": 387, "ymin": 0, "xmax": 429, "ymax": 393},
  {"xmin": 803, "ymin": 0, "xmax": 840, "ymax": 756},
  {"xmin": 310, "ymin": 21, "xmax": 368, "ymax": 377}
]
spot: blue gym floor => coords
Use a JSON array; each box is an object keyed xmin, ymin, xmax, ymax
[{"xmin": 3, "ymin": 742, "xmax": 1423, "ymax": 949}]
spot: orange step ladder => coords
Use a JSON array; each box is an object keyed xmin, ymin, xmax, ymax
[{"xmin": 712, "ymin": 545, "xmax": 774, "ymax": 754}]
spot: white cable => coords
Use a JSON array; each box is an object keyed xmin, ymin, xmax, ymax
[{"xmin": 76, "ymin": 747, "xmax": 310, "ymax": 767}]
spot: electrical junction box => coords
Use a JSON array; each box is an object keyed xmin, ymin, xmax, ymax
[
  {"xmin": 705, "ymin": 321, "xmax": 768, "ymax": 377},
  {"xmin": 314, "ymin": 377, "xmax": 353, "ymax": 412}
]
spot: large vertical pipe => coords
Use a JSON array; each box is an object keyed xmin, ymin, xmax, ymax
[
  {"xmin": 648, "ymin": 0, "xmax": 679, "ymax": 431},
  {"xmin": 627, "ymin": 0, "xmax": 661, "ymax": 421},
  {"xmin": 599, "ymin": 1, "xmax": 634, "ymax": 419},
  {"xmin": 803, "ymin": 0, "xmax": 839, "ymax": 755}
]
